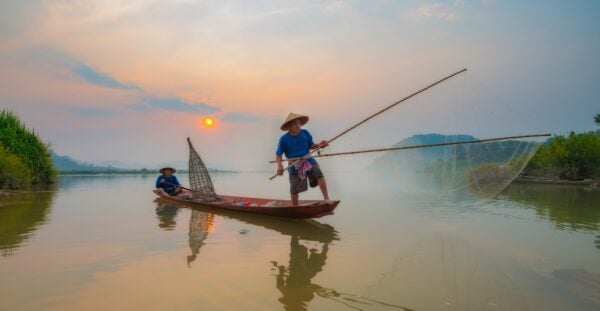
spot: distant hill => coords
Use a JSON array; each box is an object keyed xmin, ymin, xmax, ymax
[
  {"xmin": 370, "ymin": 133, "xmax": 537, "ymax": 172},
  {"xmin": 50, "ymin": 150, "xmax": 226, "ymax": 174},
  {"xmin": 51, "ymin": 150, "xmax": 124, "ymax": 172}
]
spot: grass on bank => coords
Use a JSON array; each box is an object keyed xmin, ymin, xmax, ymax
[{"xmin": 0, "ymin": 110, "xmax": 56, "ymax": 189}]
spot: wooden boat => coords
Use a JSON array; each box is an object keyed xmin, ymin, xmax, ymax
[
  {"xmin": 153, "ymin": 190, "xmax": 340, "ymax": 219},
  {"xmin": 154, "ymin": 199, "xmax": 340, "ymax": 242}
]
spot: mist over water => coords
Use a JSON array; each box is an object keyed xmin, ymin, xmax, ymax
[{"xmin": 0, "ymin": 173, "xmax": 599, "ymax": 310}]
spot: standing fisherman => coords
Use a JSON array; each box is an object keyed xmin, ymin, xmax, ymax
[{"xmin": 275, "ymin": 113, "xmax": 331, "ymax": 206}]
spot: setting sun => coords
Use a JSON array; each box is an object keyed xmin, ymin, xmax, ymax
[{"xmin": 202, "ymin": 117, "xmax": 215, "ymax": 127}]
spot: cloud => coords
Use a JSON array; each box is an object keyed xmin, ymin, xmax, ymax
[
  {"xmin": 0, "ymin": 0, "xmax": 43, "ymax": 37},
  {"xmin": 74, "ymin": 65, "xmax": 141, "ymax": 90},
  {"xmin": 416, "ymin": 2, "xmax": 458, "ymax": 21},
  {"xmin": 418, "ymin": 3, "xmax": 442, "ymax": 17},
  {"xmin": 221, "ymin": 112, "xmax": 262, "ymax": 122},
  {"xmin": 323, "ymin": 0, "xmax": 345, "ymax": 11},
  {"xmin": 438, "ymin": 12, "xmax": 458, "ymax": 21},
  {"xmin": 69, "ymin": 107, "xmax": 118, "ymax": 118},
  {"xmin": 19, "ymin": 47, "xmax": 141, "ymax": 90},
  {"xmin": 137, "ymin": 97, "xmax": 220, "ymax": 114}
]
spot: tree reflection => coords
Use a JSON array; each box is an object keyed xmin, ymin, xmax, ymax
[
  {"xmin": 0, "ymin": 191, "xmax": 55, "ymax": 256},
  {"xmin": 504, "ymin": 183, "xmax": 600, "ymax": 232}
]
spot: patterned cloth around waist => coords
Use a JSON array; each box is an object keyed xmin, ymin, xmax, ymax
[{"xmin": 293, "ymin": 158, "xmax": 313, "ymax": 180}]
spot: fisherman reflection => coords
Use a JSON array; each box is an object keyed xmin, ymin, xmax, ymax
[
  {"xmin": 272, "ymin": 235, "xmax": 413, "ymax": 311},
  {"xmin": 155, "ymin": 202, "xmax": 179, "ymax": 230},
  {"xmin": 271, "ymin": 235, "xmax": 329, "ymax": 310},
  {"xmin": 187, "ymin": 209, "xmax": 214, "ymax": 267}
]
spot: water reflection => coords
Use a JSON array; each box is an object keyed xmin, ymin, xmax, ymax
[
  {"xmin": 271, "ymin": 236, "xmax": 329, "ymax": 310},
  {"xmin": 155, "ymin": 202, "xmax": 179, "ymax": 230},
  {"xmin": 58, "ymin": 174, "xmax": 153, "ymax": 191},
  {"xmin": 154, "ymin": 198, "xmax": 340, "ymax": 243},
  {"xmin": 187, "ymin": 210, "xmax": 214, "ymax": 267},
  {"xmin": 0, "ymin": 191, "xmax": 55, "ymax": 256},
  {"xmin": 503, "ymin": 183, "xmax": 600, "ymax": 232},
  {"xmin": 153, "ymin": 198, "xmax": 413, "ymax": 310},
  {"xmin": 155, "ymin": 200, "xmax": 215, "ymax": 266},
  {"xmin": 271, "ymin": 237, "xmax": 413, "ymax": 311}
]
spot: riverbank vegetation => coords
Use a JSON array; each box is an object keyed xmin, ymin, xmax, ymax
[
  {"xmin": 525, "ymin": 116, "xmax": 600, "ymax": 180},
  {"xmin": 0, "ymin": 110, "xmax": 56, "ymax": 190}
]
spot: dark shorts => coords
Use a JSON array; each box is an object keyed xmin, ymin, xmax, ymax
[{"xmin": 289, "ymin": 164, "xmax": 324, "ymax": 195}]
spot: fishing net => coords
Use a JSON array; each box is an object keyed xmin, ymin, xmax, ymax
[
  {"xmin": 372, "ymin": 134, "xmax": 542, "ymax": 197},
  {"xmin": 187, "ymin": 137, "xmax": 220, "ymax": 201},
  {"xmin": 361, "ymin": 71, "xmax": 545, "ymax": 198}
]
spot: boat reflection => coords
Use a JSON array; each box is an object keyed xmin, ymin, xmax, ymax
[
  {"xmin": 154, "ymin": 198, "xmax": 339, "ymax": 266},
  {"xmin": 155, "ymin": 200, "xmax": 215, "ymax": 267},
  {"xmin": 154, "ymin": 198, "xmax": 340, "ymax": 243},
  {"xmin": 154, "ymin": 198, "xmax": 411, "ymax": 309}
]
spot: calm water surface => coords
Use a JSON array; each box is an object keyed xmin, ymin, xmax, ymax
[{"xmin": 1, "ymin": 173, "xmax": 599, "ymax": 310}]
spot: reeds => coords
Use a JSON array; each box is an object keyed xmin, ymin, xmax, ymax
[{"xmin": 0, "ymin": 110, "xmax": 56, "ymax": 189}]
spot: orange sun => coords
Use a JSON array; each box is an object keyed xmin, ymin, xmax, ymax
[{"xmin": 202, "ymin": 117, "xmax": 215, "ymax": 127}]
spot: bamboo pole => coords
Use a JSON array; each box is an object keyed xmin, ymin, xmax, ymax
[
  {"xmin": 269, "ymin": 68, "xmax": 468, "ymax": 180},
  {"xmin": 268, "ymin": 133, "xmax": 551, "ymax": 163}
]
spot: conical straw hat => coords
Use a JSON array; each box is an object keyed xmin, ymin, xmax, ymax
[
  {"xmin": 280, "ymin": 113, "xmax": 309, "ymax": 131},
  {"xmin": 159, "ymin": 166, "xmax": 176, "ymax": 174}
]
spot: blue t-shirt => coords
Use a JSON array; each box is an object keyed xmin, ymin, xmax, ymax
[
  {"xmin": 276, "ymin": 129, "xmax": 318, "ymax": 174},
  {"xmin": 156, "ymin": 175, "xmax": 180, "ymax": 193}
]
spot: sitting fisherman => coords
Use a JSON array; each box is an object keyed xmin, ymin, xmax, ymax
[
  {"xmin": 275, "ymin": 113, "xmax": 331, "ymax": 206},
  {"xmin": 156, "ymin": 166, "xmax": 183, "ymax": 196}
]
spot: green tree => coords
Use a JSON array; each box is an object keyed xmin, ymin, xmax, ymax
[
  {"xmin": 527, "ymin": 131, "xmax": 600, "ymax": 180},
  {"xmin": 595, "ymin": 113, "xmax": 600, "ymax": 126}
]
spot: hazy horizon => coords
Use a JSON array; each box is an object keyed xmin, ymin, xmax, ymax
[{"xmin": 1, "ymin": 1, "xmax": 598, "ymax": 171}]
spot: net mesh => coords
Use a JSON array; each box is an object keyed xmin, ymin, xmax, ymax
[
  {"xmin": 187, "ymin": 137, "xmax": 220, "ymax": 201},
  {"xmin": 373, "ymin": 135, "xmax": 541, "ymax": 197}
]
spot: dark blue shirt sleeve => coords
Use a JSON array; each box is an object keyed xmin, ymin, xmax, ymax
[
  {"xmin": 304, "ymin": 129, "xmax": 314, "ymax": 148},
  {"xmin": 156, "ymin": 176, "xmax": 163, "ymax": 188},
  {"xmin": 172, "ymin": 176, "xmax": 180, "ymax": 186}
]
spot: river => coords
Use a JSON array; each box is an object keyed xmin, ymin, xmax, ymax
[{"xmin": 1, "ymin": 172, "xmax": 599, "ymax": 310}]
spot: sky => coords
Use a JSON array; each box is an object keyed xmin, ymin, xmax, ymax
[{"xmin": 0, "ymin": 0, "xmax": 599, "ymax": 171}]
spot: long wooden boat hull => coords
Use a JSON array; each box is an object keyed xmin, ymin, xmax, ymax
[
  {"xmin": 154, "ymin": 199, "xmax": 340, "ymax": 242},
  {"xmin": 152, "ymin": 190, "xmax": 339, "ymax": 219}
]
